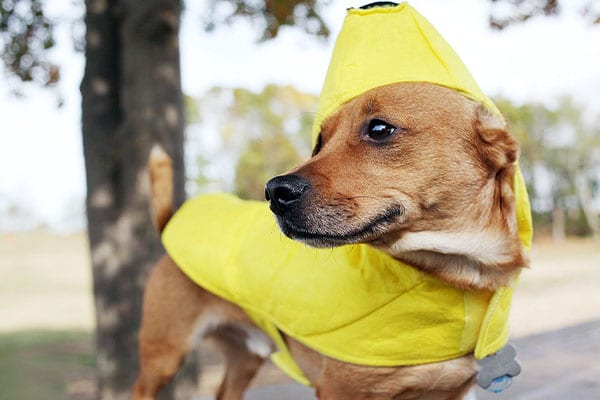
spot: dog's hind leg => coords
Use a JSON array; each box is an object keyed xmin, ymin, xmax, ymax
[
  {"xmin": 132, "ymin": 255, "xmax": 209, "ymax": 400},
  {"xmin": 207, "ymin": 324, "xmax": 270, "ymax": 400},
  {"xmin": 133, "ymin": 254, "xmax": 270, "ymax": 400}
]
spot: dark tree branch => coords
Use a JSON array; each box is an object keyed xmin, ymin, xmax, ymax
[
  {"xmin": 204, "ymin": 0, "xmax": 330, "ymax": 40},
  {"xmin": 488, "ymin": 0, "xmax": 599, "ymax": 29}
]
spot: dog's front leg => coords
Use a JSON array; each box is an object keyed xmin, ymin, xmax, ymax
[{"xmin": 132, "ymin": 255, "xmax": 206, "ymax": 400}]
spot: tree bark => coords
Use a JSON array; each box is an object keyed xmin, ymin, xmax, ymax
[
  {"xmin": 552, "ymin": 204, "xmax": 566, "ymax": 242},
  {"xmin": 81, "ymin": 0, "xmax": 195, "ymax": 398},
  {"xmin": 575, "ymin": 173, "xmax": 600, "ymax": 239}
]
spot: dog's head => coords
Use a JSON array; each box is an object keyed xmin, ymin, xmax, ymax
[{"xmin": 265, "ymin": 82, "xmax": 528, "ymax": 289}]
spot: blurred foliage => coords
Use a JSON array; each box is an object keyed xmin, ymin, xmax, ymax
[
  {"xmin": 235, "ymin": 132, "xmax": 303, "ymax": 199},
  {"xmin": 184, "ymin": 93, "xmax": 201, "ymax": 124},
  {"xmin": 496, "ymin": 96, "xmax": 600, "ymax": 239},
  {"xmin": 203, "ymin": 0, "xmax": 330, "ymax": 40},
  {"xmin": 488, "ymin": 0, "xmax": 600, "ymax": 29},
  {"xmin": 1, "ymin": 0, "xmax": 330, "ymax": 90},
  {"xmin": 0, "ymin": 0, "xmax": 58, "ymax": 88},
  {"xmin": 190, "ymin": 84, "xmax": 317, "ymax": 199},
  {"xmin": 2, "ymin": 0, "xmax": 599, "ymax": 90}
]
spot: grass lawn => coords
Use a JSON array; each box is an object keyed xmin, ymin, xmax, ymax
[
  {"xmin": 0, "ymin": 330, "xmax": 95, "ymax": 400},
  {"xmin": 0, "ymin": 231, "xmax": 96, "ymax": 400}
]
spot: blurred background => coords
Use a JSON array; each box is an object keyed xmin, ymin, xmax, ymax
[{"xmin": 1, "ymin": 0, "xmax": 599, "ymax": 399}]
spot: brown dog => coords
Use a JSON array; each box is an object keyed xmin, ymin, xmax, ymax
[{"xmin": 132, "ymin": 82, "xmax": 529, "ymax": 400}]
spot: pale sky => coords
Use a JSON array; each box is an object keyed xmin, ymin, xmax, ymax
[{"xmin": 1, "ymin": 0, "xmax": 600, "ymax": 231}]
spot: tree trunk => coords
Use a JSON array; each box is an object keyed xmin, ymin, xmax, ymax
[
  {"xmin": 552, "ymin": 204, "xmax": 566, "ymax": 242},
  {"xmin": 81, "ymin": 0, "xmax": 196, "ymax": 398},
  {"xmin": 575, "ymin": 173, "xmax": 600, "ymax": 239}
]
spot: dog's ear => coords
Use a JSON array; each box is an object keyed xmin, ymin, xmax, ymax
[
  {"xmin": 474, "ymin": 105, "xmax": 523, "ymax": 241},
  {"xmin": 474, "ymin": 106, "xmax": 518, "ymax": 173},
  {"xmin": 475, "ymin": 106, "xmax": 527, "ymax": 269}
]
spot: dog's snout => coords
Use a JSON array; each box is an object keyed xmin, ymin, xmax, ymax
[{"xmin": 265, "ymin": 175, "xmax": 310, "ymax": 215}]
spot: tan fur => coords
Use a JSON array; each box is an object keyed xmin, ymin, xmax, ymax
[
  {"xmin": 148, "ymin": 144, "xmax": 174, "ymax": 233},
  {"xmin": 287, "ymin": 83, "xmax": 527, "ymax": 289},
  {"xmin": 133, "ymin": 82, "xmax": 528, "ymax": 400}
]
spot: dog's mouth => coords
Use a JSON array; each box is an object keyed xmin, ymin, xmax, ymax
[{"xmin": 276, "ymin": 205, "xmax": 405, "ymax": 247}]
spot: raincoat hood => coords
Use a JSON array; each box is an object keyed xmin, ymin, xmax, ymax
[{"xmin": 312, "ymin": 1, "xmax": 500, "ymax": 141}]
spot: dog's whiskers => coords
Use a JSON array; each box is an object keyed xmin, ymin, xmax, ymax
[{"xmin": 333, "ymin": 195, "xmax": 379, "ymax": 201}]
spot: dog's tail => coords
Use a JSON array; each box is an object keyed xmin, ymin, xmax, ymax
[{"xmin": 148, "ymin": 144, "xmax": 174, "ymax": 233}]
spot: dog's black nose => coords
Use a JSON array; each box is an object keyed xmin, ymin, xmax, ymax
[{"xmin": 265, "ymin": 174, "xmax": 310, "ymax": 215}]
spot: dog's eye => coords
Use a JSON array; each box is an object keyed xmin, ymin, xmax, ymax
[{"xmin": 366, "ymin": 119, "xmax": 396, "ymax": 142}]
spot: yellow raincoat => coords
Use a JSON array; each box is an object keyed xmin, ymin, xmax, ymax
[{"xmin": 162, "ymin": 2, "xmax": 532, "ymax": 386}]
